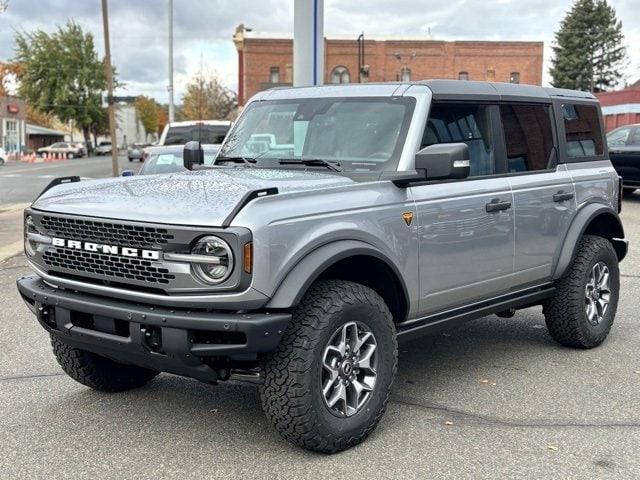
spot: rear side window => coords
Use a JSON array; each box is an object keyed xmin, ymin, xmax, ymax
[
  {"xmin": 422, "ymin": 104, "xmax": 495, "ymax": 177},
  {"xmin": 562, "ymin": 103, "xmax": 603, "ymax": 158},
  {"xmin": 500, "ymin": 104, "xmax": 554, "ymax": 173}
]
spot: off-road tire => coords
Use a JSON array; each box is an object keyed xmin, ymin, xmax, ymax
[
  {"xmin": 51, "ymin": 335, "xmax": 159, "ymax": 392},
  {"xmin": 543, "ymin": 235, "xmax": 619, "ymax": 348},
  {"xmin": 260, "ymin": 280, "xmax": 397, "ymax": 453}
]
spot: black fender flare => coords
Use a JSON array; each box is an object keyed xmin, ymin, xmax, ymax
[
  {"xmin": 552, "ymin": 203, "xmax": 626, "ymax": 280},
  {"xmin": 265, "ymin": 240, "xmax": 410, "ymax": 310}
]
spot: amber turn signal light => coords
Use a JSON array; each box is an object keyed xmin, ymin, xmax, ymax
[{"xmin": 243, "ymin": 242, "xmax": 253, "ymax": 274}]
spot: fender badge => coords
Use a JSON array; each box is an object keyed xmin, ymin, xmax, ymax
[{"xmin": 402, "ymin": 211, "xmax": 414, "ymax": 226}]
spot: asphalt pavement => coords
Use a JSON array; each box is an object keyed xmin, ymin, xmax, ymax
[
  {"xmin": 0, "ymin": 182, "xmax": 639, "ymax": 478},
  {"xmin": 0, "ymin": 155, "xmax": 138, "ymax": 204}
]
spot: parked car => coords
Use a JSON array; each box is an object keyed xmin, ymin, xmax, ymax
[
  {"xmin": 607, "ymin": 123, "xmax": 640, "ymax": 195},
  {"xmin": 95, "ymin": 141, "xmax": 112, "ymax": 155},
  {"xmin": 18, "ymin": 81, "xmax": 627, "ymax": 454},
  {"xmin": 0, "ymin": 147, "xmax": 6, "ymax": 166},
  {"xmin": 133, "ymin": 144, "xmax": 220, "ymax": 174},
  {"xmin": 159, "ymin": 120, "xmax": 231, "ymax": 146},
  {"xmin": 37, "ymin": 142, "xmax": 83, "ymax": 159},
  {"xmin": 127, "ymin": 142, "xmax": 148, "ymax": 162}
]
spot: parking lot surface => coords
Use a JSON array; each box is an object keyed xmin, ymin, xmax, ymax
[{"xmin": 1, "ymin": 196, "xmax": 639, "ymax": 479}]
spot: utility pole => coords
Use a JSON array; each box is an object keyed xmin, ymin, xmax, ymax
[
  {"xmin": 101, "ymin": 0, "xmax": 119, "ymax": 177},
  {"xmin": 168, "ymin": 0, "xmax": 175, "ymax": 122}
]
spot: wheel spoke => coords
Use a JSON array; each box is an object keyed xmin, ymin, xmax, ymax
[
  {"xmin": 353, "ymin": 331, "xmax": 372, "ymax": 354},
  {"xmin": 586, "ymin": 298, "xmax": 596, "ymax": 323},
  {"xmin": 356, "ymin": 344, "xmax": 376, "ymax": 373},
  {"xmin": 327, "ymin": 381, "xmax": 346, "ymax": 409}
]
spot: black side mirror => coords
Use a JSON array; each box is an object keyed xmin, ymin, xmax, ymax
[
  {"xmin": 415, "ymin": 143, "xmax": 470, "ymax": 180},
  {"xmin": 183, "ymin": 141, "xmax": 204, "ymax": 170}
]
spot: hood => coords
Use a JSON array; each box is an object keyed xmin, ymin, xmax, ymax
[{"xmin": 32, "ymin": 168, "xmax": 355, "ymax": 226}]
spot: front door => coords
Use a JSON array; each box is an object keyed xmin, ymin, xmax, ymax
[{"xmin": 412, "ymin": 103, "xmax": 515, "ymax": 315}]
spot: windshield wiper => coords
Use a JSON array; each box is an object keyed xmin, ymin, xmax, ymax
[{"xmin": 278, "ymin": 158, "xmax": 342, "ymax": 172}]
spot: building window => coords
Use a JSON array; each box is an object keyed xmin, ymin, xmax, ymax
[
  {"xmin": 486, "ymin": 69, "xmax": 495, "ymax": 82},
  {"xmin": 458, "ymin": 71, "xmax": 469, "ymax": 81},
  {"xmin": 510, "ymin": 72, "xmax": 520, "ymax": 84},
  {"xmin": 330, "ymin": 66, "xmax": 350, "ymax": 84},
  {"xmin": 400, "ymin": 67, "xmax": 411, "ymax": 82},
  {"xmin": 269, "ymin": 66, "xmax": 280, "ymax": 84}
]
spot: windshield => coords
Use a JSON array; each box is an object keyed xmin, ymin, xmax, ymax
[
  {"xmin": 164, "ymin": 125, "xmax": 230, "ymax": 145},
  {"xmin": 139, "ymin": 148, "xmax": 219, "ymax": 175},
  {"xmin": 219, "ymin": 97, "xmax": 415, "ymax": 172}
]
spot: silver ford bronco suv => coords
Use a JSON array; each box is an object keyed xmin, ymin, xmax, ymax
[{"xmin": 17, "ymin": 81, "xmax": 628, "ymax": 453}]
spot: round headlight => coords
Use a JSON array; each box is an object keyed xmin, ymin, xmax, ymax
[
  {"xmin": 24, "ymin": 215, "xmax": 37, "ymax": 257},
  {"xmin": 191, "ymin": 236, "xmax": 234, "ymax": 284}
]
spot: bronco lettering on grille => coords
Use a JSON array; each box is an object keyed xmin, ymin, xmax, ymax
[{"xmin": 51, "ymin": 237, "xmax": 160, "ymax": 260}]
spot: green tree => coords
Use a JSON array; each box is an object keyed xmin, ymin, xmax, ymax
[
  {"xmin": 14, "ymin": 21, "xmax": 111, "ymax": 144},
  {"xmin": 134, "ymin": 96, "xmax": 158, "ymax": 140},
  {"xmin": 181, "ymin": 72, "xmax": 236, "ymax": 121},
  {"xmin": 550, "ymin": 0, "xmax": 627, "ymax": 92}
]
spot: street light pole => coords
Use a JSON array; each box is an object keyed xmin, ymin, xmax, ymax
[
  {"xmin": 168, "ymin": 0, "xmax": 175, "ymax": 122},
  {"xmin": 101, "ymin": 0, "xmax": 119, "ymax": 177}
]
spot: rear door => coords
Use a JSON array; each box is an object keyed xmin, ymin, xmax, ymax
[
  {"xmin": 411, "ymin": 103, "xmax": 515, "ymax": 314},
  {"xmin": 500, "ymin": 103, "xmax": 576, "ymax": 286}
]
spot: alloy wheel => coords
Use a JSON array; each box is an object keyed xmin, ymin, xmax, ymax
[
  {"xmin": 585, "ymin": 261, "xmax": 611, "ymax": 326},
  {"xmin": 321, "ymin": 321, "xmax": 378, "ymax": 417}
]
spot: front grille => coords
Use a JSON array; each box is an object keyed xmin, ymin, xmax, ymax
[
  {"xmin": 43, "ymin": 247, "xmax": 175, "ymax": 284},
  {"xmin": 40, "ymin": 215, "xmax": 174, "ymax": 249}
]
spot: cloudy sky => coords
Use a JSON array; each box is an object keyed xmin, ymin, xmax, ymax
[{"xmin": 1, "ymin": 0, "xmax": 639, "ymax": 104}]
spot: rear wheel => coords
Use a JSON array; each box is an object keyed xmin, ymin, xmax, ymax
[
  {"xmin": 51, "ymin": 336, "xmax": 159, "ymax": 392},
  {"xmin": 67, "ymin": 153, "xmax": 74, "ymax": 159},
  {"xmin": 260, "ymin": 280, "xmax": 397, "ymax": 453},
  {"xmin": 543, "ymin": 235, "xmax": 619, "ymax": 348}
]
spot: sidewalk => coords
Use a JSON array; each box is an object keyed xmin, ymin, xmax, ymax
[{"xmin": 0, "ymin": 203, "xmax": 30, "ymax": 262}]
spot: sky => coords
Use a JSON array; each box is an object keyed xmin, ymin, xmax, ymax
[{"xmin": 0, "ymin": 0, "xmax": 639, "ymax": 105}]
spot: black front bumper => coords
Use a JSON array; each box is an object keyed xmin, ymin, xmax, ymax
[{"xmin": 17, "ymin": 276, "xmax": 291, "ymax": 382}]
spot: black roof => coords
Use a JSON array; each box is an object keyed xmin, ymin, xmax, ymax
[{"xmin": 417, "ymin": 80, "xmax": 597, "ymax": 103}]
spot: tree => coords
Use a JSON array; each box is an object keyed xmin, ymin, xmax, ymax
[
  {"xmin": 26, "ymin": 104, "xmax": 55, "ymax": 128},
  {"xmin": 0, "ymin": 61, "xmax": 21, "ymax": 96},
  {"xmin": 550, "ymin": 0, "xmax": 627, "ymax": 92},
  {"xmin": 89, "ymin": 108, "xmax": 109, "ymax": 148},
  {"xmin": 156, "ymin": 104, "xmax": 168, "ymax": 136},
  {"xmin": 134, "ymin": 96, "xmax": 158, "ymax": 141},
  {"xmin": 181, "ymin": 72, "xmax": 237, "ymax": 121},
  {"xmin": 13, "ymin": 21, "xmax": 111, "ymax": 145}
]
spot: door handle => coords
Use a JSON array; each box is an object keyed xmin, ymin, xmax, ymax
[
  {"xmin": 553, "ymin": 191, "xmax": 574, "ymax": 202},
  {"xmin": 485, "ymin": 199, "xmax": 512, "ymax": 213}
]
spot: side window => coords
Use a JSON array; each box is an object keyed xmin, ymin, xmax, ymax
[
  {"xmin": 422, "ymin": 103, "xmax": 495, "ymax": 177},
  {"xmin": 500, "ymin": 104, "xmax": 554, "ymax": 173},
  {"xmin": 606, "ymin": 127, "xmax": 631, "ymax": 147},
  {"xmin": 628, "ymin": 128, "xmax": 640, "ymax": 146},
  {"xmin": 562, "ymin": 103, "xmax": 604, "ymax": 158}
]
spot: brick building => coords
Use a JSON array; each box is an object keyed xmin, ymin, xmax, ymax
[
  {"xmin": 233, "ymin": 30, "xmax": 544, "ymax": 106},
  {"xmin": 595, "ymin": 83, "xmax": 640, "ymax": 132}
]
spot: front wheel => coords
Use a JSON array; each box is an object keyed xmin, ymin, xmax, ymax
[
  {"xmin": 260, "ymin": 280, "xmax": 397, "ymax": 453},
  {"xmin": 543, "ymin": 235, "xmax": 619, "ymax": 348},
  {"xmin": 67, "ymin": 153, "xmax": 74, "ymax": 159}
]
